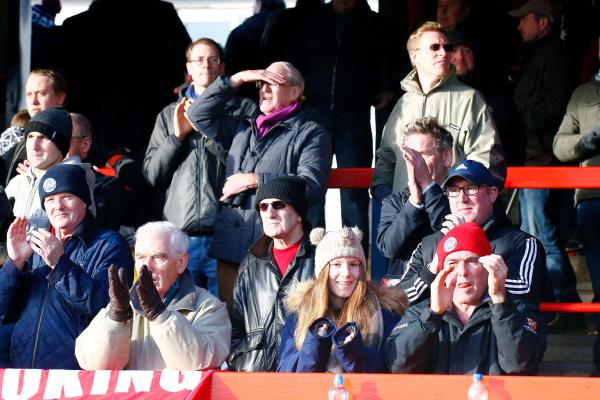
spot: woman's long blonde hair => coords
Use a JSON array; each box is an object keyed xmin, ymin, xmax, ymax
[{"xmin": 292, "ymin": 262, "xmax": 379, "ymax": 351}]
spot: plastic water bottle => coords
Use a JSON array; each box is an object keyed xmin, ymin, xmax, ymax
[
  {"xmin": 328, "ymin": 373, "xmax": 349, "ymax": 400},
  {"xmin": 467, "ymin": 373, "xmax": 488, "ymax": 400}
]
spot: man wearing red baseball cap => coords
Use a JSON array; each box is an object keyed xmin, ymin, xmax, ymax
[{"xmin": 386, "ymin": 222, "xmax": 546, "ymax": 375}]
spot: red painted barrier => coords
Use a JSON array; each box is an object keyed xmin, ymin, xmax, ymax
[
  {"xmin": 539, "ymin": 302, "xmax": 600, "ymax": 313},
  {"xmin": 206, "ymin": 371, "xmax": 600, "ymax": 399},
  {"xmin": 327, "ymin": 166, "xmax": 600, "ymax": 189}
]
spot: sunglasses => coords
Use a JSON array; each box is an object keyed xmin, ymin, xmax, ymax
[
  {"xmin": 257, "ymin": 200, "xmax": 287, "ymax": 212},
  {"xmin": 255, "ymin": 81, "xmax": 283, "ymax": 89},
  {"xmin": 418, "ymin": 43, "xmax": 454, "ymax": 52}
]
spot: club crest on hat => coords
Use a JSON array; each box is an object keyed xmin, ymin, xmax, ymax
[
  {"xmin": 524, "ymin": 317, "xmax": 538, "ymax": 335},
  {"xmin": 43, "ymin": 178, "xmax": 57, "ymax": 193},
  {"xmin": 444, "ymin": 237, "xmax": 457, "ymax": 252}
]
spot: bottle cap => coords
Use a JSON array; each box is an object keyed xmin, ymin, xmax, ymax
[
  {"xmin": 334, "ymin": 374, "xmax": 344, "ymax": 385},
  {"xmin": 473, "ymin": 373, "xmax": 483, "ymax": 381}
]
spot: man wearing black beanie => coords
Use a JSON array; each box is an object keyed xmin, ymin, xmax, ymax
[
  {"xmin": 229, "ymin": 176, "xmax": 316, "ymax": 372},
  {"xmin": 5, "ymin": 106, "xmax": 73, "ymax": 231}
]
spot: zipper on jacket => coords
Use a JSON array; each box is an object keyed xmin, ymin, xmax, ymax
[
  {"xmin": 31, "ymin": 282, "xmax": 50, "ymax": 367},
  {"xmin": 22, "ymin": 176, "xmax": 38, "ymax": 218},
  {"xmin": 421, "ymin": 94, "xmax": 428, "ymax": 118},
  {"xmin": 329, "ymin": 32, "xmax": 341, "ymax": 112}
]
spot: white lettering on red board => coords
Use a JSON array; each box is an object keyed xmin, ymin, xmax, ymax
[{"xmin": 0, "ymin": 369, "xmax": 205, "ymax": 399}]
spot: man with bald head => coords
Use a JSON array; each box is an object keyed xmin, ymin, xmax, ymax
[{"xmin": 186, "ymin": 61, "xmax": 331, "ymax": 306}]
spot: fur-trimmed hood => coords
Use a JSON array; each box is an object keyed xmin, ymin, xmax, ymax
[{"xmin": 285, "ymin": 279, "xmax": 409, "ymax": 316}]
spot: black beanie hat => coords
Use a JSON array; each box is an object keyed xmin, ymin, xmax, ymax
[
  {"xmin": 255, "ymin": 176, "xmax": 308, "ymax": 219},
  {"xmin": 39, "ymin": 164, "xmax": 91, "ymax": 210},
  {"xmin": 24, "ymin": 106, "xmax": 72, "ymax": 156}
]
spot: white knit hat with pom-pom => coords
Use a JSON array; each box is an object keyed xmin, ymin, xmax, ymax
[{"xmin": 310, "ymin": 226, "xmax": 366, "ymax": 277}]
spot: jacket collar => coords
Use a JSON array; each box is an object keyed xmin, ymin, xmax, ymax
[
  {"xmin": 66, "ymin": 213, "xmax": 99, "ymax": 248},
  {"xmin": 401, "ymin": 66, "xmax": 458, "ymax": 95},
  {"xmin": 481, "ymin": 206, "xmax": 511, "ymax": 233},
  {"xmin": 248, "ymin": 108, "xmax": 307, "ymax": 135},
  {"xmin": 249, "ymin": 232, "xmax": 309, "ymax": 260},
  {"xmin": 130, "ymin": 268, "xmax": 198, "ymax": 314}
]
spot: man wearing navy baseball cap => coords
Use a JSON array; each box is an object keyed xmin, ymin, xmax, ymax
[
  {"xmin": 387, "ymin": 222, "xmax": 547, "ymax": 375},
  {"xmin": 398, "ymin": 159, "xmax": 554, "ymax": 308},
  {"xmin": 0, "ymin": 163, "xmax": 133, "ymax": 369}
]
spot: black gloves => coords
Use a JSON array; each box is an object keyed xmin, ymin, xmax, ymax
[
  {"xmin": 578, "ymin": 127, "xmax": 600, "ymax": 157},
  {"xmin": 136, "ymin": 265, "xmax": 166, "ymax": 321},
  {"xmin": 107, "ymin": 264, "xmax": 133, "ymax": 322}
]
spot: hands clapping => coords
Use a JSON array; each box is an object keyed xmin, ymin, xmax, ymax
[{"xmin": 6, "ymin": 217, "xmax": 63, "ymax": 269}]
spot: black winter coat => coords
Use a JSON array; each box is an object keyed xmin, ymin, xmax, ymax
[
  {"xmin": 386, "ymin": 297, "xmax": 546, "ymax": 374},
  {"xmin": 187, "ymin": 76, "xmax": 331, "ymax": 263},
  {"xmin": 377, "ymin": 184, "xmax": 450, "ymax": 275},
  {"xmin": 228, "ymin": 234, "xmax": 315, "ymax": 372},
  {"xmin": 285, "ymin": 1, "xmax": 394, "ymax": 113},
  {"xmin": 144, "ymin": 85, "xmax": 257, "ymax": 234}
]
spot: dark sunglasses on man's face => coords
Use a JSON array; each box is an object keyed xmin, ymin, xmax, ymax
[
  {"xmin": 427, "ymin": 43, "xmax": 454, "ymax": 52},
  {"xmin": 257, "ymin": 200, "xmax": 287, "ymax": 212}
]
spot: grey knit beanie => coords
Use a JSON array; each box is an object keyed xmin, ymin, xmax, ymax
[
  {"xmin": 310, "ymin": 226, "xmax": 366, "ymax": 277},
  {"xmin": 255, "ymin": 176, "xmax": 308, "ymax": 219},
  {"xmin": 24, "ymin": 106, "xmax": 72, "ymax": 156}
]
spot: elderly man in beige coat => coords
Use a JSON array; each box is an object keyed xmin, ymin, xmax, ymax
[{"xmin": 75, "ymin": 221, "xmax": 231, "ymax": 370}]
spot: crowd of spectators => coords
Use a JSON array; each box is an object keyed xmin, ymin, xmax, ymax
[{"xmin": 0, "ymin": 0, "xmax": 599, "ymax": 377}]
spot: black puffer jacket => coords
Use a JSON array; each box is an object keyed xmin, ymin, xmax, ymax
[
  {"xmin": 143, "ymin": 85, "xmax": 257, "ymax": 234},
  {"xmin": 228, "ymin": 234, "xmax": 315, "ymax": 372}
]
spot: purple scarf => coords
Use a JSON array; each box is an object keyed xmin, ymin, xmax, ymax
[{"xmin": 255, "ymin": 101, "xmax": 301, "ymax": 138}]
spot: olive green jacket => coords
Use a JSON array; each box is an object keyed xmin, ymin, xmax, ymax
[
  {"xmin": 553, "ymin": 79, "xmax": 600, "ymax": 203},
  {"xmin": 372, "ymin": 67, "xmax": 501, "ymax": 200}
]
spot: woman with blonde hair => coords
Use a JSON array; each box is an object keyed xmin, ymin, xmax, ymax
[{"xmin": 277, "ymin": 226, "xmax": 408, "ymax": 372}]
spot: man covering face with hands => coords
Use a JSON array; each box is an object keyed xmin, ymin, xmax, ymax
[{"xmin": 386, "ymin": 222, "xmax": 546, "ymax": 375}]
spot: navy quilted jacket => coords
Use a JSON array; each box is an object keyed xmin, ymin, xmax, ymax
[{"xmin": 0, "ymin": 215, "xmax": 133, "ymax": 369}]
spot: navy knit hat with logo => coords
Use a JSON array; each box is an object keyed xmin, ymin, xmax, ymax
[
  {"xmin": 39, "ymin": 164, "xmax": 91, "ymax": 210},
  {"xmin": 24, "ymin": 106, "xmax": 72, "ymax": 157},
  {"xmin": 255, "ymin": 176, "xmax": 308, "ymax": 219}
]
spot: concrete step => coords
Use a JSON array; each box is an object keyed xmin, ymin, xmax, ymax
[{"xmin": 539, "ymin": 332, "xmax": 597, "ymax": 376}]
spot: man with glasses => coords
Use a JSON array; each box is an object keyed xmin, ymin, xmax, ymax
[
  {"xmin": 387, "ymin": 222, "xmax": 546, "ymax": 375},
  {"xmin": 377, "ymin": 117, "xmax": 453, "ymax": 276},
  {"xmin": 186, "ymin": 61, "xmax": 331, "ymax": 308},
  {"xmin": 144, "ymin": 38, "xmax": 257, "ymax": 298},
  {"xmin": 372, "ymin": 21, "xmax": 503, "ymax": 203},
  {"xmin": 228, "ymin": 176, "xmax": 316, "ymax": 371},
  {"xmin": 397, "ymin": 159, "xmax": 554, "ymax": 306}
]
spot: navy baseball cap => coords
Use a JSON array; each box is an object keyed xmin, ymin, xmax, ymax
[{"xmin": 443, "ymin": 159, "xmax": 498, "ymax": 188}]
